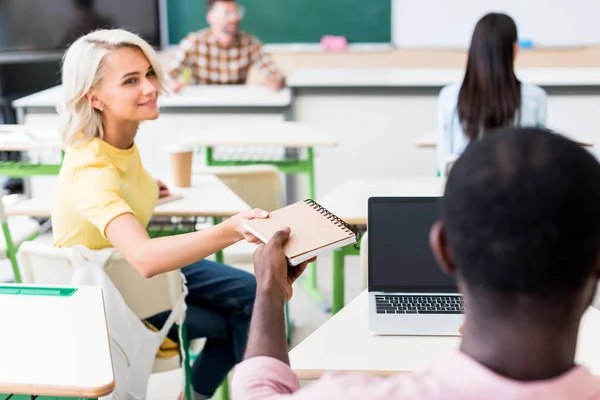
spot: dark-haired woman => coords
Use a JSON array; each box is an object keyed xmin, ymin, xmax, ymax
[{"xmin": 437, "ymin": 13, "xmax": 547, "ymax": 175}]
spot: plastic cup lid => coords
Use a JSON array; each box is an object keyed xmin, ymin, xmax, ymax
[{"xmin": 167, "ymin": 143, "xmax": 194, "ymax": 154}]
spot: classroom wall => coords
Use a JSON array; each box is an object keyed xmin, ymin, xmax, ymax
[
  {"xmin": 393, "ymin": 0, "xmax": 600, "ymax": 48},
  {"xmin": 166, "ymin": 0, "xmax": 391, "ymax": 44}
]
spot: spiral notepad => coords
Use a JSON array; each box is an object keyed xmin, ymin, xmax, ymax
[{"xmin": 244, "ymin": 199, "xmax": 357, "ymax": 266}]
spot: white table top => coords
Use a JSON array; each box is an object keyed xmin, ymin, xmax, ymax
[
  {"xmin": 319, "ymin": 177, "xmax": 444, "ymax": 225},
  {"xmin": 6, "ymin": 174, "xmax": 250, "ymax": 218},
  {"xmin": 180, "ymin": 121, "xmax": 338, "ymax": 147},
  {"xmin": 0, "ymin": 284, "xmax": 114, "ymax": 397},
  {"xmin": 289, "ymin": 291, "xmax": 600, "ymax": 379},
  {"xmin": 415, "ymin": 132, "xmax": 595, "ymax": 148},
  {"xmin": 12, "ymin": 85, "xmax": 292, "ymax": 109},
  {"xmin": 0, "ymin": 125, "xmax": 62, "ymax": 151},
  {"xmin": 288, "ymin": 67, "xmax": 600, "ymax": 88}
]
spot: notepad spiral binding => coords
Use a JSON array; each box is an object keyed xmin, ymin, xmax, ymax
[{"xmin": 304, "ymin": 199, "xmax": 357, "ymax": 238}]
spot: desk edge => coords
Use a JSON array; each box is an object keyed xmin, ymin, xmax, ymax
[{"xmin": 0, "ymin": 378, "xmax": 115, "ymax": 398}]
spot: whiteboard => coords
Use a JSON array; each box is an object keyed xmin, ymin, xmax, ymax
[{"xmin": 393, "ymin": 0, "xmax": 600, "ymax": 48}]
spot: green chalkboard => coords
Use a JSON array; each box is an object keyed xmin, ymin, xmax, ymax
[{"xmin": 167, "ymin": 0, "xmax": 392, "ymax": 45}]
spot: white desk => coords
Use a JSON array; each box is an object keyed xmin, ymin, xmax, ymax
[
  {"xmin": 289, "ymin": 291, "xmax": 600, "ymax": 379},
  {"xmin": 289, "ymin": 67, "xmax": 600, "ymax": 196},
  {"xmin": 180, "ymin": 121, "xmax": 337, "ymax": 148},
  {"xmin": 6, "ymin": 174, "xmax": 250, "ymax": 218},
  {"xmin": 12, "ymin": 85, "xmax": 293, "ymax": 196},
  {"xmin": 12, "ymin": 85, "xmax": 292, "ymax": 117},
  {"xmin": 0, "ymin": 284, "xmax": 114, "ymax": 397},
  {"xmin": 0, "ymin": 125, "xmax": 61, "ymax": 151},
  {"xmin": 415, "ymin": 132, "xmax": 595, "ymax": 149},
  {"xmin": 159, "ymin": 85, "xmax": 292, "ymax": 108},
  {"xmin": 182, "ymin": 121, "xmax": 337, "ymax": 202},
  {"xmin": 319, "ymin": 177, "xmax": 444, "ymax": 226}
]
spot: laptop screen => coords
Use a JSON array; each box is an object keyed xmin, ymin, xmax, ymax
[{"xmin": 368, "ymin": 197, "xmax": 458, "ymax": 292}]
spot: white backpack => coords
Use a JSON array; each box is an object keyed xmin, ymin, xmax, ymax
[{"xmin": 69, "ymin": 246, "xmax": 188, "ymax": 400}]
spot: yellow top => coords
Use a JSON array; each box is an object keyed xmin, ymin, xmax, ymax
[{"xmin": 52, "ymin": 138, "xmax": 158, "ymax": 249}]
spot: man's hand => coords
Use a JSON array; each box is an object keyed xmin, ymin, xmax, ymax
[
  {"xmin": 156, "ymin": 179, "xmax": 170, "ymax": 198},
  {"xmin": 253, "ymin": 227, "xmax": 312, "ymax": 303},
  {"xmin": 244, "ymin": 227, "xmax": 313, "ymax": 365}
]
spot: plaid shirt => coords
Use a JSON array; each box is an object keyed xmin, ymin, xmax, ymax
[{"xmin": 168, "ymin": 28, "xmax": 284, "ymax": 85}]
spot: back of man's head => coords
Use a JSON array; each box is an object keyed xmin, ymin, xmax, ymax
[{"xmin": 443, "ymin": 128, "xmax": 600, "ymax": 312}]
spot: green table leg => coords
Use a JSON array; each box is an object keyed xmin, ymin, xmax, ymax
[
  {"xmin": 331, "ymin": 242, "xmax": 362, "ymax": 314},
  {"xmin": 285, "ymin": 302, "xmax": 293, "ymax": 345},
  {"xmin": 299, "ymin": 147, "xmax": 331, "ymax": 309},
  {"xmin": 213, "ymin": 379, "xmax": 230, "ymax": 400},
  {"xmin": 304, "ymin": 147, "xmax": 319, "ymax": 289},
  {"xmin": 181, "ymin": 322, "xmax": 194, "ymax": 400},
  {"xmin": 205, "ymin": 146, "xmax": 214, "ymax": 167},
  {"xmin": 332, "ymin": 248, "xmax": 345, "ymax": 314}
]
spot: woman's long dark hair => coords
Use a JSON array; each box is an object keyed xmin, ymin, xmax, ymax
[{"xmin": 457, "ymin": 13, "xmax": 521, "ymax": 141}]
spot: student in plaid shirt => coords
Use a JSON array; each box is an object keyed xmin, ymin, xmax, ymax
[{"xmin": 168, "ymin": 0, "xmax": 285, "ymax": 91}]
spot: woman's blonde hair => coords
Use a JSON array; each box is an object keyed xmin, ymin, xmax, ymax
[{"xmin": 58, "ymin": 29, "xmax": 166, "ymax": 148}]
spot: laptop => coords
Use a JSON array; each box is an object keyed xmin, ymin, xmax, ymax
[{"xmin": 368, "ymin": 197, "xmax": 464, "ymax": 336}]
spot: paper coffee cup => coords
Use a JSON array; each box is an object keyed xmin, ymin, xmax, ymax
[{"xmin": 168, "ymin": 144, "xmax": 193, "ymax": 187}]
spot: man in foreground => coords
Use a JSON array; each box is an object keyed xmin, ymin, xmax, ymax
[{"xmin": 233, "ymin": 127, "xmax": 600, "ymax": 399}]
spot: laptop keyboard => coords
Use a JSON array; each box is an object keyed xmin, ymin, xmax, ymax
[{"xmin": 376, "ymin": 295, "xmax": 465, "ymax": 314}]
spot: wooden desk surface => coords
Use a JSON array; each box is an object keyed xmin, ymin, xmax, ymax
[
  {"xmin": 0, "ymin": 285, "xmax": 114, "ymax": 397},
  {"xmin": 288, "ymin": 67, "xmax": 600, "ymax": 89},
  {"xmin": 289, "ymin": 291, "xmax": 600, "ymax": 380},
  {"xmin": 415, "ymin": 132, "xmax": 595, "ymax": 148},
  {"xmin": 180, "ymin": 121, "xmax": 338, "ymax": 147},
  {"xmin": 318, "ymin": 177, "xmax": 444, "ymax": 225},
  {"xmin": 6, "ymin": 174, "xmax": 250, "ymax": 218}
]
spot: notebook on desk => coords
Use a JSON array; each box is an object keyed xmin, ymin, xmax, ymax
[{"xmin": 244, "ymin": 199, "xmax": 357, "ymax": 266}]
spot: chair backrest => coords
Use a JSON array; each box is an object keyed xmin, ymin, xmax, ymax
[
  {"xmin": 194, "ymin": 165, "xmax": 285, "ymax": 211},
  {"xmin": 17, "ymin": 241, "xmax": 182, "ymax": 320}
]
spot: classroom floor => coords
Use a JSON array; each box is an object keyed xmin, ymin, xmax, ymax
[{"xmin": 0, "ymin": 233, "xmax": 363, "ymax": 400}]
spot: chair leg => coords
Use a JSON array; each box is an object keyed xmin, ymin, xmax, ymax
[
  {"xmin": 180, "ymin": 322, "xmax": 194, "ymax": 400},
  {"xmin": 2, "ymin": 221, "xmax": 21, "ymax": 283}
]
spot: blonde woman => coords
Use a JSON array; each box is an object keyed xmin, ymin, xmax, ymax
[{"xmin": 52, "ymin": 29, "xmax": 268, "ymax": 400}]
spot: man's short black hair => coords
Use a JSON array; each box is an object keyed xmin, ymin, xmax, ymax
[
  {"xmin": 206, "ymin": 0, "xmax": 236, "ymax": 11},
  {"xmin": 443, "ymin": 128, "xmax": 600, "ymax": 305}
]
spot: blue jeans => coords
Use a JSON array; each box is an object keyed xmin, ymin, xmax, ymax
[{"xmin": 147, "ymin": 259, "xmax": 256, "ymax": 397}]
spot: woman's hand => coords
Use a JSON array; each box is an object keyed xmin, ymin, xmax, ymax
[
  {"xmin": 225, "ymin": 208, "xmax": 270, "ymax": 244},
  {"xmin": 156, "ymin": 179, "xmax": 170, "ymax": 198}
]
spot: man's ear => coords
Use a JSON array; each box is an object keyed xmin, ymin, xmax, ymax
[
  {"xmin": 85, "ymin": 90, "xmax": 104, "ymax": 112},
  {"xmin": 429, "ymin": 221, "xmax": 456, "ymax": 276}
]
